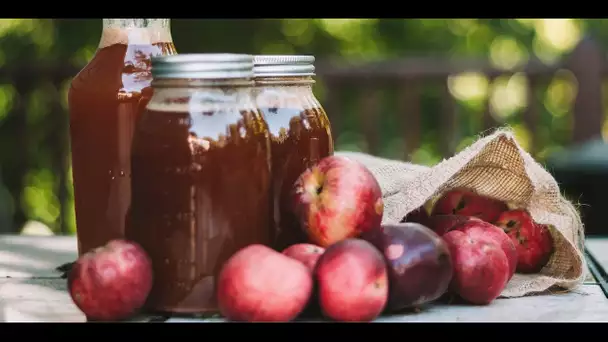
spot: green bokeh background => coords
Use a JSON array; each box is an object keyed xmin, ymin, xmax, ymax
[{"xmin": 0, "ymin": 18, "xmax": 606, "ymax": 235}]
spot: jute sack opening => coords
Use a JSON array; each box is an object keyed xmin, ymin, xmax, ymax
[{"xmin": 336, "ymin": 128, "xmax": 586, "ymax": 298}]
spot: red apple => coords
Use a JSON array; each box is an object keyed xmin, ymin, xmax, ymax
[
  {"xmin": 292, "ymin": 156, "xmax": 384, "ymax": 248},
  {"xmin": 282, "ymin": 243, "xmax": 326, "ymax": 272},
  {"xmin": 282, "ymin": 243, "xmax": 326, "ymax": 318},
  {"xmin": 442, "ymin": 230, "xmax": 510, "ymax": 305},
  {"xmin": 217, "ymin": 244, "xmax": 313, "ymax": 322},
  {"xmin": 452, "ymin": 220, "xmax": 518, "ymax": 280},
  {"xmin": 431, "ymin": 189, "xmax": 508, "ymax": 223},
  {"xmin": 494, "ymin": 209, "xmax": 554, "ymax": 274},
  {"xmin": 67, "ymin": 239, "xmax": 153, "ymax": 321},
  {"xmin": 315, "ymin": 239, "xmax": 388, "ymax": 321},
  {"xmin": 423, "ymin": 215, "xmax": 481, "ymax": 236}
]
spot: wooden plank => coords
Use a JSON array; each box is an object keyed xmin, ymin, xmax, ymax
[
  {"xmin": 0, "ymin": 235, "xmax": 77, "ymax": 278},
  {"xmin": 566, "ymin": 38, "xmax": 605, "ymax": 144},
  {"xmin": 0, "ymin": 278, "xmax": 84, "ymax": 322},
  {"xmin": 359, "ymin": 85, "xmax": 381, "ymax": 155},
  {"xmin": 585, "ymin": 270, "xmax": 598, "ymax": 284},
  {"xmin": 482, "ymin": 75, "xmax": 497, "ymax": 132},
  {"xmin": 0, "ymin": 236, "xmax": 603, "ymax": 322},
  {"xmin": 398, "ymin": 79, "xmax": 421, "ymax": 160},
  {"xmin": 379, "ymin": 285, "xmax": 607, "ymax": 322},
  {"xmin": 439, "ymin": 80, "xmax": 457, "ymax": 157},
  {"xmin": 523, "ymin": 75, "xmax": 541, "ymax": 155},
  {"xmin": 50, "ymin": 75, "xmax": 70, "ymax": 235},
  {"xmin": 322, "ymin": 78, "xmax": 343, "ymax": 140},
  {"xmin": 586, "ymin": 237, "xmax": 608, "ymax": 272},
  {"xmin": 164, "ymin": 285, "xmax": 607, "ymax": 323},
  {"xmin": 0, "ymin": 280, "xmax": 603, "ymax": 322},
  {"xmin": 316, "ymin": 57, "xmax": 561, "ymax": 80}
]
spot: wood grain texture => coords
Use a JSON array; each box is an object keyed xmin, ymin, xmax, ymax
[
  {"xmin": 0, "ymin": 235, "xmax": 77, "ymax": 278},
  {"xmin": 165, "ymin": 285, "xmax": 607, "ymax": 323},
  {"xmin": 0, "ymin": 278, "xmax": 84, "ymax": 322},
  {"xmin": 0, "ymin": 235, "xmax": 605, "ymax": 322},
  {"xmin": 586, "ymin": 237, "xmax": 608, "ymax": 271}
]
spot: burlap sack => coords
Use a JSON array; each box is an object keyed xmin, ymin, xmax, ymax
[{"xmin": 336, "ymin": 128, "xmax": 587, "ymax": 298}]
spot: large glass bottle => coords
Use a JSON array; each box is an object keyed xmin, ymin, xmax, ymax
[
  {"xmin": 127, "ymin": 54, "xmax": 272, "ymax": 314},
  {"xmin": 68, "ymin": 19, "xmax": 177, "ymax": 256}
]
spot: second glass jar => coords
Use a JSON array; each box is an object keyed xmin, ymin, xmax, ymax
[
  {"xmin": 127, "ymin": 54, "xmax": 272, "ymax": 314},
  {"xmin": 252, "ymin": 55, "xmax": 334, "ymax": 250}
]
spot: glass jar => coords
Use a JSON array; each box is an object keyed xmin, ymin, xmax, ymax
[
  {"xmin": 68, "ymin": 19, "xmax": 177, "ymax": 256},
  {"xmin": 252, "ymin": 55, "xmax": 334, "ymax": 250},
  {"xmin": 126, "ymin": 54, "xmax": 273, "ymax": 314}
]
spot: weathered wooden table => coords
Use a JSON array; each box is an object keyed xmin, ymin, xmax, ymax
[{"xmin": 0, "ymin": 235, "xmax": 606, "ymax": 322}]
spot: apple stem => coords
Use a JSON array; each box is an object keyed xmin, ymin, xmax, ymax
[{"xmin": 454, "ymin": 199, "xmax": 467, "ymax": 213}]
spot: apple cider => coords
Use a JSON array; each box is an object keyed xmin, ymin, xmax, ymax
[
  {"xmin": 253, "ymin": 55, "xmax": 334, "ymax": 250},
  {"xmin": 126, "ymin": 54, "xmax": 273, "ymax": 314},
  {"xmin": 68, "ymin": 19, "xmax": 177, "ymax": 256}
]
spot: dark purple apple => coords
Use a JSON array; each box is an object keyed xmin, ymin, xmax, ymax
[{"xmin": 362, "ymin": 222, "xmax": 453, "ymax": 312}]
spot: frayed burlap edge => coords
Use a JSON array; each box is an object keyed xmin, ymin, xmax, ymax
[{"xmin": 336, "ymin": 128, "xmax": 586, "ymax": 298}]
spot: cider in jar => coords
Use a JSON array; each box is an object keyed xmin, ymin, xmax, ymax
[
  {"xmin": 253, "ymin": 55, "xmax": 334, "ymax": 250},
  {"xmin": 127, "ymin": 54, "xmax": 273, "ymax": 314},
  {"xmin": 68, "ymin": 19, "xmax": 177, "ymax": 256}
]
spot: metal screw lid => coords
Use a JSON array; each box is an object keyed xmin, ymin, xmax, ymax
[
  {"xmin": 152, "ymin": 53, "xmax": 254, "ymax": 79},
  {"xmin": 253, "ymin": 55, "xmax": 315, "ymax": 77}
]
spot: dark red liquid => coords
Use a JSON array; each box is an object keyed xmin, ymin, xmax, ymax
[
  {"xmin": 260, "ymin": 107, "xmax": 334, "ymax": 250},
  {"xmin": 127, "ymin": 107, "xmax": 272, "ymax": 313},
  {"xmin": 68, "ymin": 41, "xmax": 176, "ymax": 256}
]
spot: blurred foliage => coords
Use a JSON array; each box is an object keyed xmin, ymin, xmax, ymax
[{"xmin": 0, "ymin": 18, "xmax": 607, "ymax": 235}]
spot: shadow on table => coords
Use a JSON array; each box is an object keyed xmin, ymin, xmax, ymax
[{"xmin": 0, "ymin": 235, "xmax": 76, "ymax": 278}]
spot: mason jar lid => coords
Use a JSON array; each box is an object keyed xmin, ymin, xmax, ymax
[
  {"xmin": 253, "ymin": 55, "xmax": 315, "ymax": 77},
  {"xmin": 152, "ymin": 53, "xmax": 254, "ymax": 79}
]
